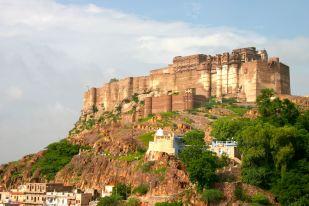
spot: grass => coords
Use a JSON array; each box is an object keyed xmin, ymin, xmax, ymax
[
  {"xmin": 118, "ymin": 151, "xmax": 145, "ymax": 162},
  {"xmin": 183, "ymin": 117, "xmax": 193, "ymax": 125},
  {"xmin": 226, "ymin": 105, "xmax": 250, "ymax": 116},
  {"xmin": 138, "ymin": 114, "xmax": 154, "ymax": 123},
  {"xmin": 160, "ymin": 111, "xmax": 178, "ymax": 119},
  {"xmin": 152, "ymin": 166, "xmax": 167, "ymax": 175},
  {"xmin": 138, "ymin": 132, "xmax": 155, "ymax": 147}
]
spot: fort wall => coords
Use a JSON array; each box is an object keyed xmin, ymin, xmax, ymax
[{"xmin": 82, "ymin": 47, "xmax": 291, "ymax": 115}]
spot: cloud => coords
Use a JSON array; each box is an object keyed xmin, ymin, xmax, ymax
[
  {"xmin": 6, "ymin": 86, "xmax": 23, "ymax": 100},
  {"xmin": 0, "ymin": 0, "xmax": 308, "ymax": 163}
]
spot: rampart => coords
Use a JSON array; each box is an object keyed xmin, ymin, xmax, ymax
[{"xmin": 82, "ymin": 47, "xmax": 291, "ymax": 115}]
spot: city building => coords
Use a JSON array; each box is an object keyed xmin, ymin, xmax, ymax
[
  {"xmin": 45, "ymin": 190, "xmax": 92, "ymax": 206},
  {"xmin": 24, "ymin": 183, "xmax": 72, "ymax": 206}
]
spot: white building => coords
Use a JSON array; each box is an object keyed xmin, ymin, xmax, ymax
[
  {"xmin": 101, "ymin": 185, "xmax": 114, "ymax": 198},
  {"xmin": 146, "ymin": 128, "xmax": 183, "ymax": 161},
  {"xmin": 45, "ymin": 190, "xmax": 92, "ymax": 206},
  {"xmin": 0, "ymin": 191, "xmax": 10, "ymax": 205},
  {"xmin": 209, "ymin": 140, "xmax": 240, "ymax": 159}
]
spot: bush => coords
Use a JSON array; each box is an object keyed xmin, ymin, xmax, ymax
[
  {"xmin": 179, "ymin": 146, "xmax": 220, "ymax": 190},
  {"xmin": 109, "ymin": 78, "xmax": 119, "ymax": 83},
  {"xmin": 133, "ymin": 184, "xmax": 149, "ymax": 195},
  {"xmin": 132, "ymin": 93, "xmax": 139, "ymax": 103},
  {"xmin": 31, "ymin": 139, "xmax": 80, "ymax": 180},
  {"xmin": 182, "ymin": 129, "xmax": 205, "ymax": 145},
  {"xmin": 112, "ymin": 183, "xmax": 132, "ymax": 200},
  {"xmin": 251, "ymin": 193, "xmax": 270, "ymax": 205},
  {"xmin": 126, "ymin": 197, "xmax": 141, "ymax": 206},
  {"xmin": 97, "ymin": 195, "xmax": 122, "ymax": 206},
  {"xmin": 138, "ymin": 132, "xmax": 154, "ymax": 147},
  {"xmin": 140, "ymin": 161, "xmax": 155, "ymax": 173},
  {"xmin": 234, "ymin": 186, "xmax": 250, "ymax": 202},
  {"xmin": 201, "ymin": 189, "xmax": 224, "ymax": 204},
  {"xmin": 226, "ymin": 105, "xmax": 249, "ymax": 116},
  {"xmin": 155, "ymin": 201, "xmax": 182, "ymax": 206}
]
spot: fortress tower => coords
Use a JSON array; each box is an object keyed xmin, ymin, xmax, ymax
[{"xmin": 82, "ymin": 47, "xmax": 291, "ymax": 115}]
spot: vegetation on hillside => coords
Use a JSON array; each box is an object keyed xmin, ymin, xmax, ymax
[
  {"xmin": 210, "ymin": 89, "xmax": 309, "ymax": 205},
  {"xmin": 31, "ymin": 139, "xmax": 86, "ymax": 181},
  {"xmin": 179, "ymin": 130, "xmax": 226, "ymax": 191}
]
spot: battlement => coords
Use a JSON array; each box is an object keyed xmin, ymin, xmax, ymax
[{"xmin": 82, "ymin": 47, "xmax": 291, "ymax": 115}]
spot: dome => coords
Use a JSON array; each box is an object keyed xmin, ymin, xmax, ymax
[{"xmin": 155, "ymin": 128, "xmax": 164, "ymax": 136}]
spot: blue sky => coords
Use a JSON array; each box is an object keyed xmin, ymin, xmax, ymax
[
  {"xmin": 57, "ymin": 0, "xmax": 309, "ymax": 38},
  {"xmin": 0, "ymin": 0, "xmax": 308, "ymax": 163}
]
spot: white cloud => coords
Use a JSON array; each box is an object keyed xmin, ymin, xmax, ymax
[
  {"xmin": 6, "ymin": 86, "xmax": 23, "ymax": 100},
  {"xmin": 0, "ymin": 0, "xmax": 308, "ymax": 163}
]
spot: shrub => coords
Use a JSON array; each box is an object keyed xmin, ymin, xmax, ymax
[
  {"xmin": 251, "ymin": 193, "xmax": 270, "ymax": 205},
  {"xmin": 133, "ymin": 184, "xmax": 149, "ymax": 195},
  {"xmin": 201, "ymin": 189, "xmax": 224, "ymax": 204},
  {"xmin": 112, "ymin": 183, "xmax": 132, "ymax": 200},
  {"xmin": 132, "ymin": 93, "xmax": 139, "ymax": 103},
  {"xmin": 234, "ymin": 186, "xmax": 250, "ymax": 202},
  {"xmin": 109, "ymin": 78, "xmax": 119, "ymax": 83},
  {"xmin": 138, "ymin": 132, "xmax": 154, "ymax": 147},
  {"xmin": 226, "ymin": 105, "xmax": 249, "ymax": 116},
  {"xmin": 140, "ymin": 161, "xmax": 155, "ymax": 173},
  {"xmin": 118, "ymin": 151, "xmax": 144, "ymax": 162},
  {"xmin": 182, "ymin": 129, "xmax": 205, "ymax": 145},
  {"xmin": 126, "ymin": 197, "xmax": 141, "ymax": 206},
  {"xmin": 31, "ymin": 139, "xmax": 80, "ymax": 180},
  {"xmin": 97, "ymin": 195, "xmax": 122, "ymax": 206}
]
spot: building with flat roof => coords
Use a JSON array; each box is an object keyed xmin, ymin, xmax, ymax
[{"xmin": 146, "ymin": 129, "xmax": 184, "ymax": 161}]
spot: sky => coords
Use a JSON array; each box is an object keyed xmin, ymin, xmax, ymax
[{"xmin": 0, "ymin": 0, "xmax": 308, "ymax": 163}]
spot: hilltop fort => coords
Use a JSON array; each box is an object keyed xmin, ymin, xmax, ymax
[{"xmin": 82, "ymin": 47, "xmax": 291, "ymax": 115}]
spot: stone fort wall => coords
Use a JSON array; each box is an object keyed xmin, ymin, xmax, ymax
[{"xmin": 82, "ymin": 47, "xmax": 291, "ymax": 114}]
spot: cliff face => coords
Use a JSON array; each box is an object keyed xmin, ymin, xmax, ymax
[{"xmin": 83, "ymin": 47, "xmax": 291, "ymax": 114}]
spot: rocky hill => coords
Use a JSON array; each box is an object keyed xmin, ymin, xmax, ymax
[
  {"xmin": 1, "ymin": 90, "xmax": 308, "ymax": 206},
  {"xmin": 0, "ymin": 96, "xmax": 256, "ymax": 204}
]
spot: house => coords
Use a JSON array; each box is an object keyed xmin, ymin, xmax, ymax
[
  {"xmin": 45, "ymin": 190, "xmax": 92, "ymax": 206},
  {"xmin": 209, "ymin": 140, "xmax": 240, "ymax": 160},
  {"xmin": 146, "ymin": 128, "xmax": 184, "ymax": 161}
]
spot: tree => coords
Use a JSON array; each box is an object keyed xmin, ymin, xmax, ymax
[
  {"xmin": 112, "ymin": 183, "xmax": 132, "ymax": 200},
  {"xmin": 211, "ymin": 117, "xmax": 251, "ymax": 141},
  {"xmin": 256, "ymin": 89, "xmax": 299, "ymax": 126},
  {"xmin": 182, "ymin": 130, "xmax": 205, "ymax": 145},
  {"xmin": 97, "ymin": 195, "xmax": 122, "ymax": 206},
  {"xmin": 179, "ymin": 146, "xmax": 220, "ymax": 190},
  {"xmin": 272, "ymin": 166, "xmax": 309, "ymax": 206}
]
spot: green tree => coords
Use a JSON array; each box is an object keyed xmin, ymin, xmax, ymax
[
  {"xmin": 179, "ymin": 146, "xmax": 220, "ymax": 190},
  {"xmin": 256, "ymin": 89, "xmax": 299, "ymax": 126},
  {"xmin": 112, "ymin": 183, "xmax": 132, "ymax": 200},
  {"xmin": 97, "ymin": 195, "xmax": 122, "ymax": 206},
  {"xmin": 272, "ymin": 166, "xmax": 309, "ymax": 206},
  {"xmin": 182, "ymin": 129, "xmax": 205, "ymax": 145},
  {"xmin": 211, "ymin": 117, "xmax": 252, "ymax": 141}
]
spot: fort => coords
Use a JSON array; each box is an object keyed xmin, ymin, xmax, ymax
[{"xmin": 82, "ymin": 47, "xmax": 291, "ymax": 115}]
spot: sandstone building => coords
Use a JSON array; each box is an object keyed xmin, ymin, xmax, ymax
[{"xmin": 82, "ymin": 47, "xmax": 290, "ymax": 115}]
